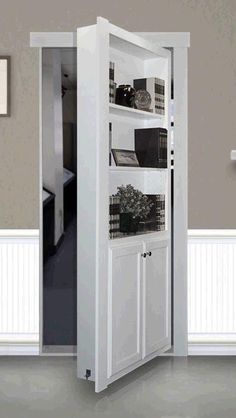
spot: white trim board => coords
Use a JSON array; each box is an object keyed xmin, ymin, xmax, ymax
[
  {"xmin": 0, "ymin": 229, "xmax": 39, "ymax": 237},
  {"xmin": 30, "ymin": 30, "xmax": 190, "ymax": 49},
  {"xmin": 135, "ymin": 32, "xmax": 190, "ymax": 47},
  {"xmin": 189, "ymin": 333, "xmax": 236, "ymax": 343},
  {"xmin": 30, "ymin": 32, "xmax": 76, "ymax": 48},
  {"xmin": 0, "ymin": 342, "xmax": 39, "ymax": 356},
  {"xmin": 189, "ymin": 229, "xmax": 236, "ymax": 237},
  {"xmin": 189, "ymin": 343, "xmax": 236, "ymax": 356}
]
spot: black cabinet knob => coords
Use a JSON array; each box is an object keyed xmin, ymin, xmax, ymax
[
  {"xmin": 141, "ymin": 253, "xmax": 147, "ymax": 258},
  {"xmin": 148, "ymin": 251, "xmax": 152, "ymax": 256}
]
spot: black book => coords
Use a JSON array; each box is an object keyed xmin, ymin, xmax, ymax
[
  {"xmin": 135, "ymin": 127, "xmax": 168, "ymax": 168},
  {"xmin": 109, "ymin": 196, "xmax": 120, "ymax": 239}
]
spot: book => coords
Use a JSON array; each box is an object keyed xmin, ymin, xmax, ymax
[
  {"xmin": 138, "ymin": 194, "xmax": 165, "ymax": 233},
  {"xmin": 109, "ymin": 123, "xmax": 112, "ymax": 166},
  {"xmin": 156, "ymin": 194, "xmax": 165, "ymax": 231},
  {"xmin": 109, "ymin": 62, "xmax": 116, "ymax": 103},
  {"xmin": 109, "ymin": 196, "xmax": 120, "ymax": 239},
  {"xmin": 158, "ymin": 129, "xmax": 168, "ymax": 168},
  {"xmin": 109, "ymin": 61, "xmax": 115, "ymax": 81},
  {"xmin": 135, "ymin": 128, "xmax": 168, "ymax": 168},
  {"xmin": 133, "ymin": 77, "xmax": 165, "ymax": 115}
]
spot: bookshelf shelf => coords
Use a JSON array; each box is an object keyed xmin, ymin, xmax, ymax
[
  {"xmin": 109, "ymin": 229, "xmax": 169, "ymax": 245},
  {"xmin": 109, "ymin": 103, "xmax": 164, "ymax": 120},
  {"xmin": 109, "ymin": 166, "xmax": 167, "ymax": 173}
]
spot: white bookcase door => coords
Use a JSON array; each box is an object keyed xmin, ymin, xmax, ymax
[
  {"xmin": 77, "ymin": 17, "xmax": 172, "ymax": 393},
  {"xmin": 77, "ymin": 17, "xmax": 110, "ymax": 393}
]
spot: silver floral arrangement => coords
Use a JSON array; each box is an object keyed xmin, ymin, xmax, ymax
[{"xmin": 115, "ymin": 184, "xmax": 153, "ymax": 220}]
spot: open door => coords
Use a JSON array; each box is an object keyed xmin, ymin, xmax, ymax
[{"xmin": 77, "ymin": 17, "xmax": 172, "ymax": 392}]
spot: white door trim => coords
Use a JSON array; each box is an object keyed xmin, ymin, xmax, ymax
[
  {"xmin": 30, "ymin": 32, "xmax": 76, "ymax": 48},
  {"xmin": 30, "ymin": 27, "xmax": 189, "ymax": 358},
  {"xmin": 135, "ymin": 32, "xmax": 190, "ymax": 47},
  {"xmin": 30, "ymin": 31, "xmax": 190, "ymax": 49}
]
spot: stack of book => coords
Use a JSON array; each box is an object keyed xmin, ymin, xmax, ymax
[
  {"xmin": 134, "ymin": 127, "xmax": 167, "ymax": 168},
  {"xmin": 158, "ymin": 129, "xmax": 168, "ymax": 168},
  {"xmin": 109, "ymin": 195, "xmax": 120, "ymax": 239},
  {"xmin": 109, "ymin": 62, "xmax": 116, "ymax": 103},
  {"xmin": 155, "ymin": 78, "xmax": 165, "ymax": 115},
  {"xmin": 138, "ymin": 194, "xmax": 165, "ymax": 233},
  {"xmin": 109, "ymin": 123, "xmax": 112, "ymax": 166},
  {"xmin": 133, "ymin": 77, "xmax": 165, "ymax": 115},
  {"xmin": 156, "ymin": 194, "xmax": 165, "ymax": 231}
]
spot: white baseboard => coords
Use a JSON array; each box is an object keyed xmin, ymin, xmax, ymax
[
  {"xmin": 1, "ymin": 342, "xmax": 236, "ymax": 357},
  {"xmin": 0, "ymin": 342, "xmax": 39, "ymax": 356},
  {"xmin": 188, "ymin": 343, "xmax": 236, "ymax": 356}
]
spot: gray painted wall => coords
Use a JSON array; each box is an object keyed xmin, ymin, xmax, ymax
[{"xmin": 0, "ymin": 0, "xmax": 235, "ymax": 229}]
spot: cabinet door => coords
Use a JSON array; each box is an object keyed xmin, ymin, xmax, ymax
[
  {"xmin": 108, "ymin": 243, "xmax": 143, "ymax": 378},
  {"xmin": 143, "ymin": 239, "xmax": 170, "ymax": 358}
]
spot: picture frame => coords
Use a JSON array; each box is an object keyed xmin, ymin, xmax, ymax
[
  {"xmin": 0, "ymin": 56, "xmax": 10, "ymax": 117},
  {"xmin": 112, "ymin": 149, "xmax": 140, "ymax": 167}
]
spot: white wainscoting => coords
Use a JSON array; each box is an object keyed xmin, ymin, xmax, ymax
[
  {"xmin": 1, "ymin": 229, "xmax": 236, "ymax": 356},
  {"xmin": 0, "ymin": 230, "xmax": 39, "ymax": 355},
  {"xmin": 188, "ymin": 230, "xmax": 236, "ymax": 354}
]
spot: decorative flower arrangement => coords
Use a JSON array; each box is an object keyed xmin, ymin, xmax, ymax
[{"xmin": 115, "ymin": 184, "xmax": 153, "ymax": 220}]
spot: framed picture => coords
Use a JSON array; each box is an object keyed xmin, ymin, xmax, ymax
[
  {"xmin": 112, "ymin": 149, "xmax": 140, "ymax": 167},
  {"xmin": 0, "ymin": 56, "xmax": 10, "ymax": 116}
]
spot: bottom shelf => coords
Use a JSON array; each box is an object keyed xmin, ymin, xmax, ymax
[
  {"xmin": 110, "ymin": 229, "xmax": 165, "ymax": 240},
  {"xmin": 109, "ymin": 229, "xmax": 168, "ymax": 245}
]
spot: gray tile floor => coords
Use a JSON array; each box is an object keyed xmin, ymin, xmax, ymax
[
  {"xmin": 0, "ymin": 356, "xmax": 236, "ymax": 418},
  {"xmin": 43, "ymin": 216, "xmax": 77, "ymax": 346}
]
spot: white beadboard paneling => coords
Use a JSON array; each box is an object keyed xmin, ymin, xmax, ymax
[
  {"xmin": 188, "ymin": 231, "xmax": 236, "ymax": 342},
  {"xmin": 0, "ymin": 231, "xmax": 39, "ymax": 347}
]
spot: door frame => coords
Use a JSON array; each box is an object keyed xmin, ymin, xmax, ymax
[{"xmin": 30, "ymin": 29, "xmax": 189, "ymax": 357}]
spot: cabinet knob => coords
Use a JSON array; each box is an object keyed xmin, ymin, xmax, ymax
[
  {"xmin": 141, "ymin": 252, "xmax": 147, "ymax": 258},
  {"xmin": 147, "ymin": 251, "xmax": 152, "ymax": 257}
]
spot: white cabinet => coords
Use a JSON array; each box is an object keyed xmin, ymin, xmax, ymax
[
  {"xmin": 143, "ymin": 239, "xmax": 169, "ymax": 358},
  {"xmin": 108, "ymin": 237, "xmax": 170, "ymax": 381},
  {"xmin": 75, "ymin": 17, "xmax": 188, "ymax": 392},
  {"xmin": 108, "ymin": 242, "xmax": 143, "ymax": 378}
]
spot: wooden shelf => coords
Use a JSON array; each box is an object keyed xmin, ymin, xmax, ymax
[
  {"xmin": 109, "ymin": 166, "xmax": 167, "ymax": 172},
  {"xmin": 109, "ymin": 103, "xmax": 164, "ymax": 120}
]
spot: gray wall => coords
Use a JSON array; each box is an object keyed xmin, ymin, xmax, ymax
[{"xmin": 0, "ymin": 0, "xmax": 235, "ymax": 229}]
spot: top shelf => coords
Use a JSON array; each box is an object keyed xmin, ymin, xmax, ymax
[
  {"xmin": 109, "ymin": 23, "xmax": 170, "ymax": 60},
  {"xmin": 109, "ymin": 103, "xmax": 164, "ymax": 120}
]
